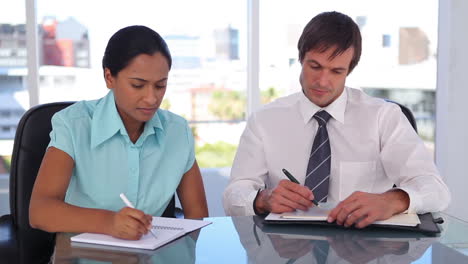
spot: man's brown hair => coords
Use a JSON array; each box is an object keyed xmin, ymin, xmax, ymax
[{"xmin": 298, "ymin": 11, "xmax": 362, "ymax": 74}]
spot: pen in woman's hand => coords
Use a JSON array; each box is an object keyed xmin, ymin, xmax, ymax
[
  {"xmin": 281, "ymin": 168, "xmax": 321, "ymax": 208},
  {"xmin": 120, "ymin": 193, "xmax": 158, "ymax": 239}
]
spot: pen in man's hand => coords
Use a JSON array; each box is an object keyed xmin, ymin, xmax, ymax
[
  {"xmin": 281, "ymin": 168, "xmax": 321, "ymax": 208},
  {"xmin": 119, "ymin": 193, "xmax": 158, "ymax": 239}
]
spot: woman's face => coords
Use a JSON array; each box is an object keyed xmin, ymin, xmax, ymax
[{"xmin": 104, "ymin": 52, "xmax": 169, "ymax": 130}]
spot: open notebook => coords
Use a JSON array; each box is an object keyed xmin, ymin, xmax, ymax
[
  {"xmin": 71, "ymin": 217, "xmax": 211, "ymax": 250},
  {"xmin": 265, "ymin": 203, "xmax": 421, "ymax": 227}
]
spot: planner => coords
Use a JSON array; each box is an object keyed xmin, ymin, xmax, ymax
[
  {"xmin": 71, "ymin": 217, "xmax": 211, "ymax": 250},
  {"xmin": 264, "ymin": 203, "xmax": 420, "ymax": 227}
]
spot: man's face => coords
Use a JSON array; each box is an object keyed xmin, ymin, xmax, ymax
[{"xmin": 299, "ymin": 46, "xmax": 354, "ymax": 107}]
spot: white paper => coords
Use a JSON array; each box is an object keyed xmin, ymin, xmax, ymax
[
  {"xmin": 373, "ymin": 213, "xmax": 421, "ymax": 227},
  {"xmin": 152, "ymin": 216, "xmax": 211, "ymax": 233},
  {"xmin": 280, "ymin": 205, "xmax": 332, "ymax": 220},
  {"xmin": 265, "ymin": 203, "xmax": 421, "ymax": 227},
  {"xmin": 71, "ymin": 229, "xmax": 184, "ymax": 250},
  {"xmin": 71, "ymin": 217, "xmax": 212, "ymax": 250}
]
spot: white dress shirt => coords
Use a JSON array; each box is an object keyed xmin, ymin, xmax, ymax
[{"xmin": 223, "ymin": 87, "xmax": 450, "ymax": 216}]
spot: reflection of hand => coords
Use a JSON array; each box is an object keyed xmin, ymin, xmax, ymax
[
  {"xmin": 188, "ymin": 229, "xmax": 201, "ymax": 242},
  {"xmin": 327, "ymin": 190, "xmax": 409, "ymax": 228},
  {"xmin": 268, "ymin": 234, "xmax": 313, "ymax": 259},
  {"xmin": 68, "ymin": 247, "xmax": 143, "ymax": 263},
  {"xmin": 255, "ymin": 180, "xmax": 314, "ymax": 214},
  {"xmin": 328, "ymin": 234, "xmax": 409, "ymax": 264},
  {"xmin": 56, "ymin": 233, "xmax": 143, "ymax": 263},
  {"xmin": 109, "ymin": 207, "xmax": 153, "ymax": 240}
]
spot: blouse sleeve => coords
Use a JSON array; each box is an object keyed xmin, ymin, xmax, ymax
[
  {"xmin": 183, "ymin": 120, "xmax": 195, "ymax": 173},
  {"xmin": 48, "ymin": 112, "xmax": 75, "ymax": 160}
]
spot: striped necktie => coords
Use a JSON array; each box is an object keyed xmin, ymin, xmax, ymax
[{"xmin": 305, "ymin": 110, "xmax": 332, "ymax": 203}]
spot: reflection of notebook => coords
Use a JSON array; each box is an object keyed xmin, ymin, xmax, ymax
[
  {"xmin": 272, "ymin": 232, "xmax": 420, "ymax": 242},
  {"xmin": 71, "ymin": 217, "xmax": 211, "ymax": 250}
]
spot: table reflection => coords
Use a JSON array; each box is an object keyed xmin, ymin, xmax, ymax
[
  {"xmin": 0, "ymin": 218, "xmax": 55, "ymax": 264},
  {"xmin": 49, "ymin": 215, "xmax": 468, "ymax": 264},
  {"xmin": 53, "ymin": 231, "xmax": 199, "ymax": 264},
  {"xmin": 232, "ymin": 216, "xmax": 437, "ymax": 264}
]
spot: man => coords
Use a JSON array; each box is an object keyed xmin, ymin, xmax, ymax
[{"xmin": 223, "ymin": 11, "xmax": 450, "ymax": 228}]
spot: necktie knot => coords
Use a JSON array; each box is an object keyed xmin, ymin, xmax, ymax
[{"xmin": 314, "ymin": 110, "xmax": 331, "ymax": 126}]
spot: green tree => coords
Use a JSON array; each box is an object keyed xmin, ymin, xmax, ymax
[
  {"xmin": 195, "ymin": 141, "xmax": 237, "ymax": 168},
  {"xmin": 209, "ymin": 90, "xmax": 246, "ymax": 120},
  {"xmin": 160, "ymin": 98, "xmax": 171, "ymax": 110},
  {"xmin": 0, "ymin": 156, "xmax": 11, "ymax": 173},
  {"xmin": 261, "ymin": 86, "xmax": 279, "ymax": 104},
  {"xmin": 190, "ymin": 125, "xmax": 199, "ymax": 140},
  {"xmin": 208, "ymin": 87, "xmax": 280, "ymax": 120}
]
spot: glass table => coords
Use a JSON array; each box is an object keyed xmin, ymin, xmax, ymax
[{"xmin": 50, "ymin": 213, "xmax": 468, "ymax": 263}]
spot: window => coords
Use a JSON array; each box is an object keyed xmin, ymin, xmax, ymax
[
  {"xmin": 382, "ymin": 34, "xmax": 391, "ymax": 47},
  {"xmin": 0, "ymin": 0, "xmax": 26, "ymax": 216},
  {"xmin": 260, "ymin": 0, "xmax": 438, "ymax": 150},
  {"xmin": 37, "ymin": 0, "xmax": 247, "ymax": 169},
  {"xmin": 0, "ymin": 0, "xmax": 441, "ymax": 218}
]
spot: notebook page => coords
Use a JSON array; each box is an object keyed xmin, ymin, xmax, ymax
[
  {"xmin": 71, "ymin": 217, "xmax": 212, "ymax": 250},
  {"xmin": 152, "ymin": 217, "xmax": 212, "ymax": 233},
  {"xmin": 71, "ymin": 228, "xmax": 185, "ymax": 250},
  {"xmin": 279, "ymin": 206, "xmax": 331, "ymax": 220},
  {"xmin": 266, "ymin": 206, "xmax": 420, "ymax": 227},
  {"xmin": 373, "ymin": 213, "xmax": 421, "ymax": 227}
]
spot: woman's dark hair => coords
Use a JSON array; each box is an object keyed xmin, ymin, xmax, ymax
[
  {"xmin": 297, "ymin": 11, "xmax": 362, "ymax": 74},
  {"xmin": 102, "ymin": 25, "xmax": 172, "ymax": 76}
]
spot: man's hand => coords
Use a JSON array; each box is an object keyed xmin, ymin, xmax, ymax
[
  {"xmin": 329, "ymin": 233, "xmax": 409, "ymax": 264},
  {"xmin": 254, "ymin": 180, "xmax": 314, "ymax": 214},
  {"xmin": 327, "ymin": 190, "xmax": 409, "ymax": 228},
  {"xmin": 268, "ymin": 235, "xmax": 313, "ymax": 259}
]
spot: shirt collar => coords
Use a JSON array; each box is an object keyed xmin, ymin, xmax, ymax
[
  {"xmin": 91, "ymin": 90, "xmax": 164, "ymax": 148},
  {"xmin": 298, "ymin": 87, "xmax": 348, "ymax": 125},
  {"xmin": 136, "ymin": 111, "xmax": 164, "ymax": 147}
]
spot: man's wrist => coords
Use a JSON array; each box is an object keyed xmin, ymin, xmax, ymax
[
  {"xmin": 253, "ymin": 189, "xmax": 269, "ymax": 216},
  {"xmin": 383, "ymin": 189, "xmax": 410, "ymax": 214}
]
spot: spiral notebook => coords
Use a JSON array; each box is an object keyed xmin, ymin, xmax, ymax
[{"xmin": 71, "ymin": 217, "xmax": 211, "ymax": 250}]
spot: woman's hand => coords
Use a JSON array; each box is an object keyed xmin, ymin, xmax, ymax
[{"xmin": 108, "ymin": 207, "xmax": 153, "ymax": 240}]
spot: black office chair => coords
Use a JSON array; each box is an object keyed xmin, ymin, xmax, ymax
[
  {"xmin": 0, "ymin": 102, "xmax": 74, "ymax": 264},
  {"xmin": 385, "ymin": 99, "xmax": 418, "ymax": 133}
]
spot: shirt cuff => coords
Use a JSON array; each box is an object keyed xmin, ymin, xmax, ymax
[
  {"xmin": 253, "ymin": 189, "xmax": 268, "ymax": 217},
  {"xmin": 244, "ymin": 190, "xmax": 260, "ymax": 216}
]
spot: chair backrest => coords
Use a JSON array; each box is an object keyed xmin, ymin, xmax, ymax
[
  {"xmin": 385, "ymin": 99, "xmax": 418, "ymax": 132},
  {"xmin": 9, "ymin": 102, "xmax": 74, "ymax": 229}
]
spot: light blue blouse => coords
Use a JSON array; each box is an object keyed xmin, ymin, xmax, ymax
[{"xmin": 48, "ymin": 90, "xmax": 195, "ymax": 216}]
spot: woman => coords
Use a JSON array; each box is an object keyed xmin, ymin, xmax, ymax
[{"xmin": 29, "ymin": 25, "xmax": 208, "ymax": 240}]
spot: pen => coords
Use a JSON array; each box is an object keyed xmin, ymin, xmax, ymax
[
  {"xmin": 281, "ymin": 168, "xmax": 321, "ymax": 208},
  {"xmin": 119, "ymin": 193, "xmax": 157, "ymax": 239}
]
